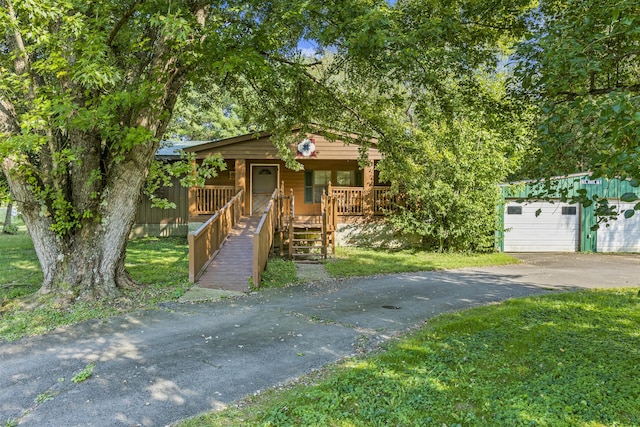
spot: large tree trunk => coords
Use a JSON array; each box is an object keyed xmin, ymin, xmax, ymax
[{"xmin": 3, "ymin": 139, "xmax": 158, "ymax": 304}]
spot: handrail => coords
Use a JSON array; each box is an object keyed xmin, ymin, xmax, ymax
[
  {"xmin": 321, "ymin": 186, "xmax": 338, "ymax": 258},
  {"xmin": 188, "ymin": 189, "xmax": 244, "ymax": 282},
  {"xmin": 253, "ymin": 188, "xmax": 279, "ymax": 287}
]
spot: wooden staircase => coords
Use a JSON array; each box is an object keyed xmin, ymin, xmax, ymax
[{"xmin": 284, "ymin": 188, "xmax": 337, "ymax": 263}]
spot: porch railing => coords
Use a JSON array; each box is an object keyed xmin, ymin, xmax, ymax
[
  {"xmin": 330, "ymin": 186, "xmax": 364, "ymax": 216},
  {"xmin": 188, "ymin": 189, "xmax": 244, "ymax": 282},
  {"xmin": 192, "ymin": 185, "xmax": 236, "ymax": 215},
  {"xmin": 373, "ymin": 186, "xmax": 398, "ymax": 215}
]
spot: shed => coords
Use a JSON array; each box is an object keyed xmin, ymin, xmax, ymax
[{"xmin": 498, "ymin": 174, "xmax": 640, "ymax": 252}]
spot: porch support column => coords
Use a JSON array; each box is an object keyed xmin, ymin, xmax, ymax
[
  {"xmin": 188, "ymin": 157, "xmax": 198, "ymax": 219},
  {"xmin": 235, "ymin": 159, "xmax": 248, "ymax": 215},
  {"xmin": 363, "ymin": 164, "xmax": 375, "ymax": 216}
]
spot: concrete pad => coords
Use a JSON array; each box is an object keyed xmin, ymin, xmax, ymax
[
  {"xmin": 295, "ymin": 263, "xmax": 331, "ymax": 282},
  {"xmin": 179, "ymin": 287, "xmax": 244, "ymax": 303}
]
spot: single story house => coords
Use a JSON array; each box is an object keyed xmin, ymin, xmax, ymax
[
  {"xmin": 134, "ymin": 128, "xmax": 397, "ymax": 240},
  {"xmin": 183, "ymin": 128, "xmax": 394, "ymax": 222},
  {"xmin": 498, "ymin": 173, "xmax": 640, "ymax": 252}
]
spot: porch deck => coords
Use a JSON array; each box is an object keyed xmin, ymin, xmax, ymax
[{"xmin": 196, "ymin": 216, "xmax": 260, "ymax": 292}]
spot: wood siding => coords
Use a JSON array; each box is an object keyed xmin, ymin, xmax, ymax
[
  {"xmin": 192, "ymin": 133, "xmax": 383, "ymax": 161},
  {"xmin": 133, "ymin": 178, "xmax": 189, "ymax": 237}
]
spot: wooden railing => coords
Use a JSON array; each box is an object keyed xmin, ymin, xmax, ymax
[
  {"xmin": 253, "ymin": 188, "xmax": 280, "ymax": 287},
  {"xmin": 373, "ymin": 186, "xmax": 398, "ymax": 215},
  {"xmin": 330, "ymin": 185, "xmax": 364, "ymax": 216},
  {"xmin": 188, "ymin": 189, "xmax": 244, "ymax": 282},
  {"xmin": 192, "ymin": 185, "xmax": 235, "ymax": 215},
  {"xmin": 321, "ymin": 189, "xmax": 338, "ymax": 257}
]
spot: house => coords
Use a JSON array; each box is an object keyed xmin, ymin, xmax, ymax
[
  {"xmin": 498, "ymin": 173, "xmax": 640, "ymax": 252},
  {"xmin": 183, "ymin": 128, "xmax": 395, "ymax": 228}
]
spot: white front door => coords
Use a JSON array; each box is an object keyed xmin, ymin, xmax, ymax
[
  {"xmin": 503, "ymin": 201, "xmax": 579, "ymax": 252},
  {"xmin": 251, "ymin": 166, "xmax": 278, "ymax": 215}
]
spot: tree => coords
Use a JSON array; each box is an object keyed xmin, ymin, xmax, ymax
[
  {"xmin": 514, "ymin": 0, "xmax": 640, "ymax": 183},
  {"xmin": 165, "ymin": 81, "xmax": 248, "ymax": 141},
  {"xmin": 0, "ymin": 0, "xmax": 385, "ymax": 303},
  {"xmin": 222, "ymin": 0, "xmax": 536, "ymax": 251}
]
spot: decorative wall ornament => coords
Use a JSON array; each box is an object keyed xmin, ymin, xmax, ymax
[{"xmin": 297, "ymin": 138, "xmax": 317, "ymax": 157}]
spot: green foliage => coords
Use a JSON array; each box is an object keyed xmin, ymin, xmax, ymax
[
  {"xmin": 71, "ymin": 363, "xmax": 95, "ymax": 384},
  {"xmin": 180, "ymin": 288, "xmax": 640, "ymax": 427},
  {"xmin": 144, "ymin": 152, "xmax": 226, "ymax": 209},
  {"xmin": 166, "ymin": 82, "xmax": 249, "ymax": 141},
  {"xmin": 259, "ymin": 258, "xmax": 299, "ymax": 289},
  {"xmin": 514, "ymin": 0, "xmax": 640, "ymax": 187},
  {"xmin": 327, "ymin": 248, "xmax": 517, "ymax": 278}
]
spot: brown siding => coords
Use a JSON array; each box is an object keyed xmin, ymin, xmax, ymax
[{"xmin": 133, "ymin": 177, "xmax": 189, "ymax": 237}]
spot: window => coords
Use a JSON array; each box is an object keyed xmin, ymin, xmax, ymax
[
  {"xmin": 507, "ymin": 206, "xmax": 522, "ymax": 215},
  {"xmin": 562, "ymin": 206, "xmax": 577, "ymax": 215},
  {"xmin": 305, "ymin": 170, "xmax": 330, "ymax": 203},
  {"xmin": 304, "ymin": 170, "xmax": 365, "ymax": 203},
  {"xmin": 313, "ymin": 170, "xmax": 331, "ymax": 202},
  {"xmin": 336, "ymin": 171, "xmax": 353, "ymax": 186}
]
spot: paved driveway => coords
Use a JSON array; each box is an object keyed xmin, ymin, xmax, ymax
[{"xmin": 1, "ymin": 253, "xmax": 638, "ymax": 426}]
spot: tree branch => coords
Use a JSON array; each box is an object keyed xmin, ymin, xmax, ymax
[
  {"xmin": 261, "ymin": 51, "xmax": 323, "ymax": 67},
  {"xmin": 556, "ymin": 83, "xmax": 640, "ymax": 102},
  {"xmin": 107, "ymin": 0, "xmax": 145, "ymax": 47}
]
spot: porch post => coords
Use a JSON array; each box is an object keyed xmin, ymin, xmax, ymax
[
  {"xmin": 188, "ymin": 157, "xmax": 198, "ymax": 218},
  {"xmin": 363, "ymin": 165, "xmax": 375, "ymax": 216},
  {"xmin": 235, "ymin": 159, "xmax": 247, "ymax": 215}
]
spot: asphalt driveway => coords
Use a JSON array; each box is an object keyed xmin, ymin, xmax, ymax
[{"xmin": 1, "ymin": 253, "xmax": 638, "ymax": 426}]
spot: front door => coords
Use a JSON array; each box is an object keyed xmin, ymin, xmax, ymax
[{"xmin": 251, "ymin": 166, "xmax": 278, "ymax": 215}]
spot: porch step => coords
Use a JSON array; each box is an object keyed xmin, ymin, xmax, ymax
[{"xmin": 289, "ymin": 227, "xmax": 326, "ymax": 262}]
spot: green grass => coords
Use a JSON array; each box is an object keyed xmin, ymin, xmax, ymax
[
  {"xmin": 327, "ymin": 247, "xmax": 518, "ymax": 277},
  {"xmin": 0, "ymin": 229, "xmax": 190, "ymax": 342},
  {"xmin": 180, "ymin": 288, "xmax": 640, "ymax": 427},
  {"xmin": 259, "ymin": 258, "xmax": 299, "ymax": 289}
]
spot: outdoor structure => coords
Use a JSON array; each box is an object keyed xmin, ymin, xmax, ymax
[
  {"xmin": 498, "ymin": 174, "xmax": 640, "ymax": 252},
  {"xmin": 183, "ymin": 128, "xmax": 394, "ymax": 224},
  {"xmin": 153, "ymin": 128, "xmax": 401, "ymax": 288}
]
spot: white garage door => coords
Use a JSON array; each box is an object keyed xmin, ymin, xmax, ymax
[
  {"xmin": 503, "ymin": 201, "xmax": 579, "ymax": 252},
  {"xmin": 597, "ymin": 202, "xmax": 640, "ymax": 252}
]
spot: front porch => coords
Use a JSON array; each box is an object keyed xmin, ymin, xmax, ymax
[{"xmin": 188, "ymin": 183, "xmax": 398, "ymax": 221}]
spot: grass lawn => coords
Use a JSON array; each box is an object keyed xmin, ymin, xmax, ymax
[
  {"xmin": 327, "ymin": 247, "xmax": 517, "ymax": 277},
  {"xmin": 179, "ymin": 288, "xmax": 640, "ymax": 427},
  {"xmin": 0, "ymin": 208, "xmax": 190, "ymax": 341}
]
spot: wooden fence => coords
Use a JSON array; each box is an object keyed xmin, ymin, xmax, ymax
[
  {"xmin": 133, "ymin": 177, "xmax": 189, "ymax": 237},
  {"xmin": 322, "ymin": 190, "xmax": 338, "ymax": 257},
  {"xmin": 188, "ymin": 189, "xmax": 244, "ymax": 282},
  {"xmin": 192, "ymin": 185, "xmax": 236, "ymax": 215}
]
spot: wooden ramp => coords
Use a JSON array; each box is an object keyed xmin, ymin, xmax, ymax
[{"xmin": 197, "ymin": 216, "xmax": 260, "ymax": 292}]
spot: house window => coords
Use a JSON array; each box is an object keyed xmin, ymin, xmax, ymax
[
  {"xmin": 337, "ymin": 171, "xmax": 354, "ymax": 186},
  {"xmin": 562, "ymin": 206, "xmax": 577, "ymax": 215},
  {"xmin": 507, "ymin": 206, "xmax": 522, "ymax": 215},
  {"xmin": 305, "ymin": 170, "xmax": 330, "ymax": 203},
  {"xmin": 305, "ymin": 170, "xmax": 365, "ymax": 203}
]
